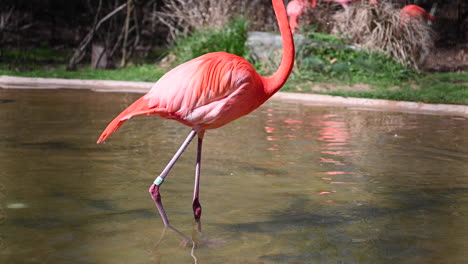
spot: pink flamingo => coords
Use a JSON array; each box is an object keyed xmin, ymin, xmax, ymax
[
  {"xmin": 400, "ymin": 5, "xmax": 435, "ymax": 25},
  {"xmin": 97, "ymin": 0, "xmax": 295, "ymax": 228},
  {"xmin": 323, "ymin": 0, "xmax": 378, "ymax": 9},
  {"xmin": 287, "ymin": 0, "xmax": 316, "ymax": 34}
]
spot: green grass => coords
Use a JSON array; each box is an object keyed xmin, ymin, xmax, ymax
[
  {"xmin": 1, "ymin": 47, "xmax": 69, "ymax": 64},
  {"xmin": 0, "ymin": 47, "xmax": 165, "ymax": 82},
  {"xmin": 288, "ymin": 72, "xmax": 468, "ymax": 105},
  {"xmin": 321, "ymin": 82, "xmax": 468, "ymax": 105},
  {"xmin": 284, "ymin": 69, "xmax": 468, "ymax": 105},
  {"xmin": 293, "ymin": 29, "xmax": 419, "ymax": 88},
  {"xmin": 0, "ymin": 64, "xmax": 165, "ymax": 82},
  {"xmin": 0, "ymin": 47, "xmax": 69, "ymax": 71}
]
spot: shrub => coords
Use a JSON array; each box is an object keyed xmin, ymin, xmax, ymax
[
  {"xmin": 172, "ymin": 17, "xmax": 249, "ymax": 64},
  {"xmin": 293, "ymin": 29, "xmax": 418, "ymax": 87}
]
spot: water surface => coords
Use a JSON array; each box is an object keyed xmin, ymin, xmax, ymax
[{"xmin": 0, "ymin": 89, "xmax": 467, "ymax": 263}]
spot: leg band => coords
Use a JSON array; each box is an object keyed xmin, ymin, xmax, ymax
[{"xmin": 154, "ymin": 176, "xmax": 164, "ymax": 186}]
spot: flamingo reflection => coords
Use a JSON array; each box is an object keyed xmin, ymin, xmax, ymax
[
  {"xmin": 262, "ymin": 109, "xmax": 358, "ymax": 196},
  {"xmin": 149, "ymin": 221, "xmax": 225, "ymax": 263}
]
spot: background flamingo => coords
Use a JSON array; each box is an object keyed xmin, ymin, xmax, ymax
[
  {"xmin": 400, "ymin": 5, "xmax": 435, "ymax": 25},
  {"xmin": 287, "ymin": 0, "xmax": 316, "ymax": 34},
  {"xmin": 97, "ymin": 0, "xmax": 295, "ymax": 228},
  {"xmin": 323, "ymin": 0, "xmax": 378, "ymax": 9}
]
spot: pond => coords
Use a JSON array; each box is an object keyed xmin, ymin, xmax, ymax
[{"xmin": 0, "ymin": 89, "xmax": 467, "ymax": 264}]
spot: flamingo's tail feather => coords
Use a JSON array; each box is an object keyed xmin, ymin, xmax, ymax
[{"xmin": 97, "ymin": 96, "xmax": 154, "ymax": 143}]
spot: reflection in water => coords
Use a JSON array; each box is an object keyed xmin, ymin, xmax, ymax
[
  {"xmin": 150, "ymin": 225, "xmax": 198, "ymax": 264},
  {"xmin": 0, "ymin": 89, "xmax": 467, "ymax": 263}
]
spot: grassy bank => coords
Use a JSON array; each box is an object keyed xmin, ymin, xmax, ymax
[
  {"xmin": 0, "ymin": 47, "xmax": 165, "ymax": 82},
  {"xmin": 2, "ymin": 52, "xmax": 466, "ymax": 105},
  {"xmin": 309, "ymin": 73, "xmax": 468, "ymax": 105},
  {"xmin": 0, "ymin": 63, "xmax": 165, "ymax": 83},
  {"xmin": 1, "ymin": 22, "xmax": 466, "ymax": 105}
]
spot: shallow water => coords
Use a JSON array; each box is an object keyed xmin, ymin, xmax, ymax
[{"xmin": 0, "ymin": 89, "xmax": 467, "ymax": 264}]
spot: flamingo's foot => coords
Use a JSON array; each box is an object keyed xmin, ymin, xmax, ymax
[
  {"xmin": 192, "ymin": 198, "xmax": 202, "ymax": 221},
  {"xmin": 149, "ymin": 184, "xmax": 171, "ymax": 227}
]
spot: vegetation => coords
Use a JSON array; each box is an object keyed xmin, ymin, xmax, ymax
[
  {"xmin": 279, "ymin": 29, "xmax": 466, "ymax": 105},
  {"xmin": 0, "ymin": 64, "xmax": 164, "ymax": 82},
  {"xmin": 313, "ymin": 73, "xmax": 468, "ymax": 105},
  {"xmin": 0, "ymin": 47, "xmax": 164, "ymax": 82},
  {"xmin": 1, "ymin": 31, "xmax": 465, "ymax": 105},
  {"xmin": 172, "ymin": 17, "xmax": 249, "ymax": 64},
  {"xmin": 332, "ymin": 2, "xmax": 434, "ymax": 69},
  {"xmin": 292, "ymin": 29, "xmax": 419, "ymax": 88},
  {"xmin": 156, "ymin": 0, "xmax": 275, "ymax": 41}
]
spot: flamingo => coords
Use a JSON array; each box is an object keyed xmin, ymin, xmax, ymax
[
  {"xmin": 287, "ymin": 0, "xmax": 316, "ymax": 34},
  {"xmin": 400, "ymin": 5, "xmax": 435, "ymax": 25},
  {"xmin": 323, "ymin": 0, "xmax": 378, "ymax": 9},
  {"xmin": 97, "ymin": 0, "xmax": 294, "ymax": 228}
]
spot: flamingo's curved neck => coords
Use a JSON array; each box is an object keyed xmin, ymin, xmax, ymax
[{"xmin": 262, "ymin": 0, "xmax": 295, "ymax": 97}]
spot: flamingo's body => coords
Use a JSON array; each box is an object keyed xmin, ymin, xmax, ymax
[
  {"xmin": 324, "ymin": 0, "xmax": 377, "ymax": 9},
  {"xmin": 97, "ymin": 53, "xmax": 268, "ymax": 140},
  {"xmin": 400, "ymin": 5, "xmax": 435, "ymax": 25},
  {"xmin": 287, "ymin": 0, "xmax": 315, "ymax": 34},
  {"xmin": 97, "ymin": 0, "xmax": 294, "ymax": 228}
]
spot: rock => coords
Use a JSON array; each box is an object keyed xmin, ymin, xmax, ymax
[{"xmin": 246, "ymin": 31, "xmax": 360, "ymax": 62}]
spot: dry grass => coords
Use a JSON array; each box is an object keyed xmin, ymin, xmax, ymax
[
  {"xmin": 157, "ymin": 0, "xmax": 275, "ymax": 41},
  {"xmin": 332, "ymin": 2, "xmax": 434, "ymax": 69}
]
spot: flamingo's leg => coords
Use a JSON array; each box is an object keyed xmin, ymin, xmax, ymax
[
  {"xmin": 149, "ymin": 129, "xmax": 197, "ymax": 227},
  {"xmin": 289, "ymin": 15, "xmax": 299, "ymax": 34},
  {"xmin": 192, "ymin": 135, "xmax": 203, "ymax": 222}
]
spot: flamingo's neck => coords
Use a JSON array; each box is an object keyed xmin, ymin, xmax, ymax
[{"xmin": 262, "ymin": 0, "xmax": 295, "ymax": 98}]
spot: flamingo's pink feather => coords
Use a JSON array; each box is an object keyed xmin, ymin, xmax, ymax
[
  {"xmin": 400, "ymin": 5, "xmax": 435, "ymax": 23},
  {"xmin": 286, "ymin": 0, "xmax": 311, "ymax": 33}
]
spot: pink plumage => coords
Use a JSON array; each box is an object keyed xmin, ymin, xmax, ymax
[
  {"xmin": 286, "ymin": 0, "xmax": 315, "ymax": 34},
  {"xmin": 400, "ymin": 5, "xmax": 435, "ymax": 24},
  {"xmin": 97, "ymin": 52, "xmax": 268, "ymax": 143}
]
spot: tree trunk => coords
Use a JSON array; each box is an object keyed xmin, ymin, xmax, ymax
[{"xmin": 91, "ymin": 43, "xmax": 113, "ymax": 69}]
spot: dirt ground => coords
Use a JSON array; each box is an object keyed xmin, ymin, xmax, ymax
[{"xmin": 424, "ymin": 43, "xmax": 468, "ymax": 72}]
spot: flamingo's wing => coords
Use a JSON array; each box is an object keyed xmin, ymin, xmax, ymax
[{"xmin": 144, "ymin": 52, "xmax": 258, "ymax": 119}]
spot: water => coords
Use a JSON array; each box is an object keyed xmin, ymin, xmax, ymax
[{"xmin": 0, "ymin": 89, "xmax": 467, "ymax": 264}]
